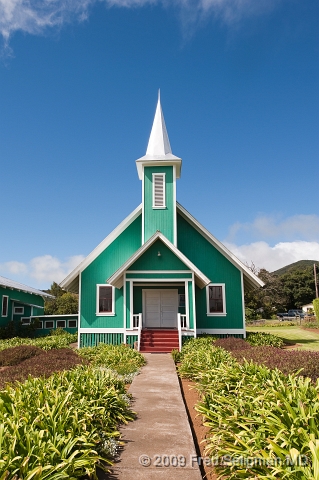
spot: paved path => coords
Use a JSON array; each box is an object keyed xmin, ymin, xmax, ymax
[{"xmin": 108, "ymin": 353, "xmax": 202, "ymax": 479}]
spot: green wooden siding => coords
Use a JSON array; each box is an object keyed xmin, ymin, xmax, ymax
[
  {"xmin": 126, "ymin": 281, "xmax": 130, "ymax": 328},
  {"xmin": 188, "ymin": 281, "xmax": 194, "ymax": 329},
  {"xmin": 80, "ymin": 214, "xmax": 142, "ymax": 329},
  {"xmin": 144, "ymin": 166, "xmax": 175, "ymax": 243},
  {"xmin": 128, "ymin": 239, "xmax": 187, "ymax": 271},
  {"xmin": 126, "ymin": 335, "xmax": 138, "ymax": 347},
  {"xmin": 177, "ymin": 213, "xmax": 244, "ymax": 329},
  {"xmin": 0, "ymin": 286, "xmax": 44, "ymax": 327},
  {"xmin": 80, "ymin": 332, "xmax": 124, "ymax": 347}
]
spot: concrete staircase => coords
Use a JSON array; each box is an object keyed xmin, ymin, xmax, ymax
[{"xmin": 139, "ymin": 329, "xmax": 179, "ymax": 353}]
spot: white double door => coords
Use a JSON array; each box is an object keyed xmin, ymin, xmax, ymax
[{"xmin": 144, "ymin": 289, "xmax": 178, "ymax": 328}]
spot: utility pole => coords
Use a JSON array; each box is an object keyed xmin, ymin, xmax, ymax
[{"xmin": 315, "ymin": 263, "xmax": 319, "ymax": 299}]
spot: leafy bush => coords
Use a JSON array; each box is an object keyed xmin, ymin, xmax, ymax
[
  {"xmin": 78, "ymin": 343, "xmax": 146, "ymax": 376},
  {"xmin": 0, "ymin": 366, "xmax": 133, "ymax": 478},
  {"xmin": 246, "ymin": 331, "xmax": 284, "ymax": 348},
  {"xmin": 171, "ymin": 349, "xmax": 181, "ymax": 363},
  {"xmin": 178, "ymin": 340, "xmax": 319, "ymax": 479},
  {"xmin": 0, "ymin": 332, "xmax": 77, "ymax": 352},
  {"xmin": 313, "ymin": 298, "xmax": 319, "ymax": 319},
  {"xmin": 0, "ymin": 345, "xmax": 42, "ymax": 366}
]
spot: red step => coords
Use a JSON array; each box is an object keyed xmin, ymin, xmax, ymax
[{"xmin": 139, "ymin": 329, "xmax": 179, "ymax": 353}]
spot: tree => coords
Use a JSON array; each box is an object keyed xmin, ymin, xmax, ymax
[
  {"xmin": 44, "ymin": 282, "xmax": 78, "ymax": 315},
  {"xmin": 280, "ymin": 267, "xmax": 317, "ymax": 309}
]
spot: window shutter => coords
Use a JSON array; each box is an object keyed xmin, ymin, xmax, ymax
[{"xmin": 153, "ymin": 173, "xmax": 165, "ymax": 208}]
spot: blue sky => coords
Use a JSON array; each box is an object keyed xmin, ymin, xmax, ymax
[{"xmin": 0, "ymin": 0, "xmax": 318, "ymax": 288}]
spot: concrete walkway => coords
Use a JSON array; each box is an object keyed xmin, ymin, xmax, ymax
[{"xmin": 108, "ymin": 353, "xmax": 202, "ymax": 479}]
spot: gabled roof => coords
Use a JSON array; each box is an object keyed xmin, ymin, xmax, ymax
[
  {"xmin": 60, "ymin": 202, "xmax": 264, "ymax": 293},
  {"xmin": 60, "ymin": 204, "xmax": 142, "ymax": 293},
  {"xmin": 107, "ymin": 231, "xmax": 211, "ymax": 289},
  {"xmin": 136, "ymin": 92, "xmax": 182, "ymax": 179},
  {"xmin": 176, "ymin": 203, "xmax": 264, "ymax": 290},
  {"xmin": 0, "ymin": 275, "xmax": 54, "ymax": 298}
]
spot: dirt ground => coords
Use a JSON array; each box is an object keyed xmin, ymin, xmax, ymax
[{"xmin": 179, "ymin": 377, "xmax": 219, "ymax": 479}]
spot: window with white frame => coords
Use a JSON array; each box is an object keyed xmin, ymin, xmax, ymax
[
  {"xmin": 21, "ymin": 317, "xmax": 31, "ymax": 325},
  {"xmin": 206, "ymin": 284, "xmax": 226, "ymax": 315},
  {"xmin": 152, "ymin": 173, "xmax": 166, "ymax": 208},
  {"xmin": 14, "ymin": 306, "xmax": 24, "ymax": 315},
  {"xmin": 45, "ymin": 320, "xmax": 54, "ymax": 329},
  {"xmin": 1, "ymin": 296, "xmax": 8, "ymax": 317},
  {"xmin": 56, "ymin": 320, "xmax": 66, "ymax": 328},
  {"xmin": 97, "ymin": 285, "xmax": 115, "ymax": 315},
  {"xmin": 68, "ymin": 319, "xmax": 77, "ymax": 328}
]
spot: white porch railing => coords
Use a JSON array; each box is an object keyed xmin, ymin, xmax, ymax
[
  {"xmin": 133, "ymin": 313, "xmax": 141, "ymax": 329},
  {"xmin": 177, "ymin": 313, "xmax": 188, "ymax": 351},
  {"xmin": 133, "ymin": 313, "xmax": 142, "ymax": 351}
]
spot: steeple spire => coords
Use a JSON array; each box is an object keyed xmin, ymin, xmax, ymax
[
  {"xmin": 146, "ymin": 90, "xmax": 172, "ymax": 156},
  {"xmin": 136, "ymin": 93, "xmax": 182, "ymax": 179}
]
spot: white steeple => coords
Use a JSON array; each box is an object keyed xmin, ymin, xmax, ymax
[
  {"xmin": 146, "ymin": 91, "xmax": 172, "ymax": 156},
  {"xmin": 136, "ymin": 93, "xmax": 182, "ymax": 179}
]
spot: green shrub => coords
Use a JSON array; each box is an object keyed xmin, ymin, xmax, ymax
[
  {"xmin": 0, "ymin": 366, "xmax": 133, "ymax": 478},
  {"xmin": 0, "ymin": 332, "xmax": 77, "ymax": 352},
  {"xmin": 171, "ymin": 349, "xmax": 181, "ymax": 363},
  {"xmin": 246, "ymin": 331, "xmax": 284, "ymax": 348},
  {"xmin": 313, "ymin": 298, "xmax": 319, "ymax": 319},
  {"xmin": 78, "ymin": 343, "xmax": 146, "ymax": 376}
]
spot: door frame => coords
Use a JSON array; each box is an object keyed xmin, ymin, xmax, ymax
[{"xmin": 142, "ymin": 288, "xmax": 178, "ymax": 328}]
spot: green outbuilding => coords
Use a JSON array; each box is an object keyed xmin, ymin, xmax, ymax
[
  {"xmin": 61, "ymin": 95, "xmax": 264, "ymax": 351},
  {"xmin": 0, "ymin": 275, "xmax": 53, "ymax": 330}
]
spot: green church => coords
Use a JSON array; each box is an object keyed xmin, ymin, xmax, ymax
[{"xmin": 61, "ymin": 96, "xmax": 263, "ymax": 351}]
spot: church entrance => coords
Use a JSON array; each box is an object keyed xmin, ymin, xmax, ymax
[{"xmin": 143, "ymin": 289, "xmax": 178, "ymax": 328}]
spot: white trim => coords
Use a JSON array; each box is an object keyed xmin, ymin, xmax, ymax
[
  {"xmin": 1, "ymin": 295, "xmax": 8, "ymax": 317},
  {"xmin": 30, "ymin": 314, "xmax": 78, "ymax": 318},
  {"xmin": 14, "ymin": 306, "xmax": 24, "ymax": 315},
  {"xmin": 107, "ymin": 231, "xmax": 210, "ymax": 289},
  {"xmin": 125, "ymin": 278, "xmax": 193, "ymax": 283},
  {"xmin": 185, "ymin": 280, "xmax": 189, "ymax": 329},
  {"xmin": 60, "ymin": 204, "xmax": 142, "ymax": 291},
  {"xmin": 152, "ymin": 173, "xmax": 166, "ymax": 208},
  {"xmin": 130, "ymin": 280, "xmax": 133, "ymax": 330},
  {"xmin": 192, "ymin": 273, "xmax": 197, "ymax": 336},
  {"xmin": 142, "ymin": 166, "xmax": 145, "ymax": 244},
  {"xmin": 44, "ymin": 320, "xmax": 55, "ymax": 329},
  {"xmin": 134, "ymin": 283, "xmax": 184, "ymax": 286},
  {"xmin": 78, "ymin": 271, "xmax": 82, "ymax": 348},
  {"xmin": 123, "ymin": 274, "xmax": 126, "ymax": 330},
  {"xmin": 68, "ymin": 319, "xmax": 77, "ymax": 328},
  {"xmin": 127, "ymin": 270, "xmax": 192, "ymax": 274},
  {"xmin": 206, "ymin": 283, "xmax": 226, "ymax": 316},
  {"xmin": 79, "ymin": 328, "xmax": 125, "ymax": 333},
  {"xmin": 176, "ymin": 203, "xmax": 264, "ymax": 290},
  {"xmin": 173, "ymin": 165, "xmax": 177, "ymax": 247},
  {"xmin": 240, "ymin": 271, "xmax": 246, "ymax": 334},
  {"xmin": 96, "ymin": 284, "xmax": 115, "ymax": 316},
  {"xmin": 196, "ymin": 329, "xmax": 246, "ymax": 335}
]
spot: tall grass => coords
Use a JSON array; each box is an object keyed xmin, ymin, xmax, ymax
[{"xmin": 0, "ymin": 332, "xmax": 77, "ymax": 351}]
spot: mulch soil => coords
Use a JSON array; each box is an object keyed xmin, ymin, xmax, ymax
[{"xmin": 179, "ymin": 377, "xmax": 219, "ymax": 479}]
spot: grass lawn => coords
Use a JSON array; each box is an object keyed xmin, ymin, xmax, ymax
[{"xmin": 246, "ymin": 325, "xmax": 319, "ymax": 351}]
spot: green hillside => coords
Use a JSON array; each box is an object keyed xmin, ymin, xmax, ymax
[{"xmin": 272, "ymin": 260, "xmax": 318, "ymax": 276}]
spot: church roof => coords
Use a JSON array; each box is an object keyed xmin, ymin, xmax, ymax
[
  {"xmin": 0, "ymin": 275, "xmax": 54, "ymax": 298},
  {"xmin": 107, "ymin": 231, "xmax": 211, "ymax": 289},
  {"xmin": 136, "ymin": 92, "xmax": 182, "ymax": 179}
]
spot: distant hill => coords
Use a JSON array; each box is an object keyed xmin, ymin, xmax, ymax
[{"xmin": 272, "ymin": 260, "xmax": 318, "ymax": 276}]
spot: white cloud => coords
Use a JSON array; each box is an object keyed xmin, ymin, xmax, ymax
[
  {"xmin": 227, "ymin": 214, "xmax": 319, "ymax": 243},
  {"xmin": 0, "ymin": 0, "xmax": 282, "ymax": 49},
  {"xmin": 225, "ymin": 240, "xmax": 319, "ymax": 272},
  {"xmin": 0, "ymin": 254, "xmax": 84, "ymax": 287}
]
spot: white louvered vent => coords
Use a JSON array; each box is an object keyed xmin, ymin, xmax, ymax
[{"xmin": 152, "ymin": 173, "xmax": 166, "ymax": 208}]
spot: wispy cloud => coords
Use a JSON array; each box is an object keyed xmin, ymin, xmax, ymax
[
  {"xmin": 227, "ymin": 214, "xmax": 319, "ymax": 243},
  {"xmin": 0, "ymin": 254, "xmax": 84, "ymax": 287},
  {"xmin": 0, "ymin": 0, "xmax": 282, "ymax": 51},
  {"xmin": 225, "ymin": 240, "xmax": 319, "ymax": 272}
]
